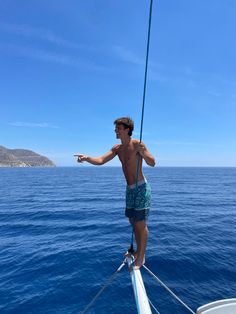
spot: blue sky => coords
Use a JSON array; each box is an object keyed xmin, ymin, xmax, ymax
[{"xmin": 1, "ymin": 0, "xmax": 236, "ymax": 166}]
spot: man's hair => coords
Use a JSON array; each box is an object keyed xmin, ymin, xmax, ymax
[{"xmin": 114, "ymin": 117, "xmax": 134, "ymax": 136}]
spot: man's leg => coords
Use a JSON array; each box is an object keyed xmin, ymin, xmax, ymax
[{"xmin": 133, "ymin": 220, "xmax": 148, "ymax": 268}]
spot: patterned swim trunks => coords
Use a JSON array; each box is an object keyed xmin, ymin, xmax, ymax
[{"xmin": 125, "ymin": 179, "xmax": 151, "ymax": 222}]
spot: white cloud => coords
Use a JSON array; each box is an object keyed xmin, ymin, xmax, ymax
[{"xmin": 10, "ymin": 122, "xmax": 59, "ymax": 129}]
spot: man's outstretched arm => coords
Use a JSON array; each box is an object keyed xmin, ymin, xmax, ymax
[{"xmin": 74, "ymin": 145, "xmax": 119, "ymax": 166}]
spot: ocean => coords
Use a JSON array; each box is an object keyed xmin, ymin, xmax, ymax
[{"xmin": 0, "ymin": 167, "xmax": 235, "ymax": 314}]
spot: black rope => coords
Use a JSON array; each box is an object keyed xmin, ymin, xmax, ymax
[
  {"xmin": 128, "ymin": 227, "xmax": 135, "ymax": 253},
  {"xmin": 129, "ymin": 0, "xmax": 154, "ymax": 252}
]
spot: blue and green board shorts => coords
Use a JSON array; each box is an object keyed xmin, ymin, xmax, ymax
[{"xmin": 125, "ymin": 179, "xmax": 151, "ymax": 222}]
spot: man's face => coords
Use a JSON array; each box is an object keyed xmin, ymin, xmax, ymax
[{"xmin": 115, "ymin": 124, "xmax": 128, "ymax": 139}]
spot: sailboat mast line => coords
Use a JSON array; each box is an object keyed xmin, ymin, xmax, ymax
[
  {"xmin": 143, "ymin": 265, "xmax": 196, "ymax": 314},
  {"xmin": 80, "ymin": 259, "xmax": 127, "ymax": 314}
]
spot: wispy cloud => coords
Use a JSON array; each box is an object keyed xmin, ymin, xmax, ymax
[
  {"xmin": 207, "ymin": 90, "xmax": 222, "ymax": 97},
  {"xmin": 153, "ymin": 141, "xmax": 202, "ymax": 146},
  {"xmin": 152, "ymin": 140, "xmax": 225, "ymax": 148},
  {"xmin": 111, "ymin": 45, "xmax": 169, "ymax": 82},
  {"xmin": 112, "ymin": 46, "xmax": 236, "ymax": 88},
  {"xmin": 0, "ymin": 43, "xmax": 108, "ymax": 71},
  {"xmin": 113, "ymin": 45, "xmax": 160, "ymax": 67},
  {"xmin": 0, "ymin": 22, "xmax": 84, "ymax": 50},
  {"xmin": 0, "ymin": 23, "xmax": 199, "ymax": 82},
  {"xmin": 10, "ymin": 122, "xmax": 59, "ymax": 129},
  {"xmin": 0, "ymin": 22, "xmax": 110, "ymax": 71},
  {"xmin": 113, "ymin": 45, "xmax": 144, "ymax": 66}
]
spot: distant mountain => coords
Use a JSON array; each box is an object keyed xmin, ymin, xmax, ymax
[{"xmin": 0, "ymin": 145, "xmax": 55, "ymax": 167}]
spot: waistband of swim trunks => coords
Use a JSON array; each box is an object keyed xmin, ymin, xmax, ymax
[{"xmin": 128, "ymin": 178, "xmax": 147, "ymax": 189}]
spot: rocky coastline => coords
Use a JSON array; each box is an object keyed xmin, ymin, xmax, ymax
[{"xmin": 0, "ymin": 145, "xmax": 55, "ymax": 167}]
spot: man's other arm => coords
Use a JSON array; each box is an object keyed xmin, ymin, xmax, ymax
[{"xmin": 137, "ymin": 142, "xmax": 156, "ymax": 167}]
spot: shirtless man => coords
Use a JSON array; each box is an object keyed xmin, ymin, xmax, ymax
[{"xmin": 74, "ymin": 117, "xmax": 155, "ymax": 269}]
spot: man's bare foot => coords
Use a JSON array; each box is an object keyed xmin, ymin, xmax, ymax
[{"xmin": 129, "ymin": 255, "xmax": 145, "ymax": 271}]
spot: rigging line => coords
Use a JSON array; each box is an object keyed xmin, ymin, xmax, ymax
[
  {"xmin": 148, "ymin": 296, "xmax": 161, "ymax": 314},
  {"xmin": 135, "ymin": 0, "xmax": 154, "ymax": 184},
  {"xmin": 79, "ymin": 259, "xmax": 127, "ymax": 314},
  {"xmin": 130, "ymin": 0, "xmax": 154, "ymax": 251},
  {"xmin": 139, "ymin": 0, "xmax": 153, "ymax": 144},
  {"xmin": 143, "ymin": 265, "xmax": 196, "ymax": 314}
]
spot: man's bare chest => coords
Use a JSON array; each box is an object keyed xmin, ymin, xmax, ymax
[{"xmin": 118, "ymin": 146, "xmax": 137, "ymax": 163}]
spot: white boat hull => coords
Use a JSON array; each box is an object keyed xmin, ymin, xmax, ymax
[{"xmin": 197, "ymin": 299, "xmax": 236, "ymax": 314}]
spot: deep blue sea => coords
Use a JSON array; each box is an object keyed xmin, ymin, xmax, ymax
[{"xmin": 0, "ymin": 167, "xmax": 235, "ymax": 314}]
